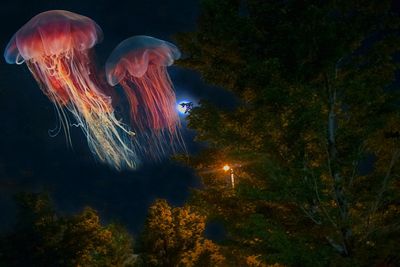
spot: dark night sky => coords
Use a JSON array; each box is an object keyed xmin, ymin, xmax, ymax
[{"xmin": 0, "ymin": 0, "xmax": 234, "ymax": 234}]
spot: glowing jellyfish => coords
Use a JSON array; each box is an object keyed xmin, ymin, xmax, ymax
[
  {"xmin": 105, "ymin": 35, "xmax": 184, "ymax": 159},
  {"xmin": 4, "ymin": 10, "xmax": 138, "ymax": 170}
]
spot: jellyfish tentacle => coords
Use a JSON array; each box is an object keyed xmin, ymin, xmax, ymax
[{"xmin": 56, "ymin": 53, "xmax": 138, "ymax": 168}]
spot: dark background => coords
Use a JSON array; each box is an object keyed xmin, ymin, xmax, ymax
[{"xmin": 0, "ymin": 0, "xmax": 233, "ymax": 235}]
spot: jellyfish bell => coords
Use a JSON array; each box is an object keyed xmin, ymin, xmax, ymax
[
  {"xmin": 4, "ymin": 10, "xmax": 104, "ymax": 106},
  {"xmin": 105, "ymin": 35, "xmax": 184, "ymax": 159},
  {"xmin": 106, "ymin": 36, "xmax": 181, "ymax": 85},
  {"xmin": 4, "ymin": 10, "xmax": 138, "ymax": 170},
  {"xmin": 4, "ymin": 10, "xmax": 103, "ymax": 64}
]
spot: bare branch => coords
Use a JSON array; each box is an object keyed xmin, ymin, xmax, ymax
[{"xmin": 300, "ymin": 205, "xmax": 322, "ymax": 225}]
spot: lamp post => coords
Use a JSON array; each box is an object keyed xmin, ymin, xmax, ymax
[{"xmin": 223, "ymin": 164, "xmax": 235, "ymax": 189}]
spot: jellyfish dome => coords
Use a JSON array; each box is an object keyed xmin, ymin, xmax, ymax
[
  {"xmin": 105, "ymin": 35, "xmax": 184, "ymax": 160},
  {"xmin": 105, "ymin": 36, "xmax": 181, "ymax": 85},
  {"xmin": 4, "ymin": 10, "xmax": 138, "ymax": 170},
  {"xmin": 4, "ymin": 10, "xmax": 102, "ymax": 64}
]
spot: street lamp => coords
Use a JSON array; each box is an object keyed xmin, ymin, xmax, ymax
[
  {"xmin": 222, "ymin": 164, "xmax": 235, "ymax": 188},
  {"xmin": 223, "ymin": 165, "xmax": 230, "ymax": 172}
]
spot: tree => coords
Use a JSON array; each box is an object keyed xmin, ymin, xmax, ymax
[
  {"xmin": 0, "ymin": 192, "xmax": 135, "ymax": 267},
  {"xmin": 139, "ymin": 199, "xmax": 226, "ymax": 267},
  {"xmin": 176, "ymin": 0, "xmax": 400, "ymax": 266}
]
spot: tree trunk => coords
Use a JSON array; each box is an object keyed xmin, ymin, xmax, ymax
[{"xmin": 326, "ymin": 74, "xmax": 352, "ymax": 256}]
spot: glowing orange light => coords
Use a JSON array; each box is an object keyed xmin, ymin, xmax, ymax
[{"xmin": 223, "ymin": 165, "xmax": 231, "ymax": 172}]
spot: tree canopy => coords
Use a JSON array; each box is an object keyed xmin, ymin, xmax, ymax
[
  {"xmin": 138, "ymin": 199, "xmax": 225, "ymax": 267},
  {"xmin": 176, "ymin": 0, "xmax": 400, "ymax": 266},
  {"xmin": 0, "ymin": 193, "xmax": 135, "ymax": 267}
]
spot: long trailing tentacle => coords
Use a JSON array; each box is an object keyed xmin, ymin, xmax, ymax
[
  {"xmin": 120, "ymin": 65, "xmax": 185, "ymax": 161},
  {"xmin": 27, "ymin": 50, "xmax": 139, "ymax": 170}
]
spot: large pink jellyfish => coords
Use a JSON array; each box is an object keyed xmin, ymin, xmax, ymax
[
  {"xmin": 4, "ymin": 10, "xmax": 138, "ymax": 170},
  {"xmin": 105, "ymin": 35, "xmax": 184, "ymax": 159}
]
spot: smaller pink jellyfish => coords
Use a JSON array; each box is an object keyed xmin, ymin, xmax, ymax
[{"xmin": 105, "ymin": 35, "xmax": 184, "ymax": 159}]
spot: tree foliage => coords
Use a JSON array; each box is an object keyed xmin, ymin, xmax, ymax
[
  {"xmin": 176, "ymin": 0, "xmax": 400, "ymax": 266},
  {"xmin": 139, "ymin": 199, "xmax": 226, "ymax": 267},
  {"xmin": 0, "ymin": 193, "xmax": 135, "ymax": 267}
]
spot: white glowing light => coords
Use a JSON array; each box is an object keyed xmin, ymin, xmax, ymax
[
  {"xmin": 223, "ymin": 165, "xmax": 231, "ymax": 171},
  {"xmin": 177, "ymin": 100, "xmax": 190, "ymax": 114}
]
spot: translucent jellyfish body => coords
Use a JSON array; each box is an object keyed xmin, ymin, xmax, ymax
[
  {"xmin": 106, "ymin": 36, "xmax": 184, "ymax": 160},
  {"xmin": 4, "ymin": 10, "xmax": 138, "ymax": 170}
]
